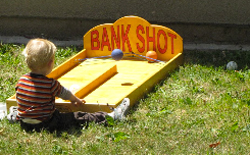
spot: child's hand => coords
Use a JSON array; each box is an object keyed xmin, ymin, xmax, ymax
[
  {"xmin": 70, "ymin": 94, "xmax": 86, "ymax": 106},
  {"xmin": 81, "ymin": 99, "xmax": 86, "ymax": 104},
  {"xmin": 71, "ymin": 99, "xmax": 86, "ymax": 106}
]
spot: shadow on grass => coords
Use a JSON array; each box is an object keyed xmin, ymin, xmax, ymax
[{"xmin": 21, "ymin": 125, "xmax": 83, "ymax": 138}]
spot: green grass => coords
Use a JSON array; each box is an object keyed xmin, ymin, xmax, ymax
[{"xmin": 1, "ymin": 43, "xmax": 250, "ymax": 154}]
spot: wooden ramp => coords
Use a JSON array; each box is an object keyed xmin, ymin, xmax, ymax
[
  {"xmin": 53, "ymin": 52, "xmax": 183, "ymax": 113},
  {"xmin": 6, "ymin": 16, "xmax": 183, "ymax": 113}
]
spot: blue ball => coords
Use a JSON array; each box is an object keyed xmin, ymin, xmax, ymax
[{"xmin": 111, "ymin": 49, "xmax": 123, "ymax": 60}]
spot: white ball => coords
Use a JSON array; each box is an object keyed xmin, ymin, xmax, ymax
[{"xmin": 226, "ymin": 61, "xmax": 238, "ymax": 70}]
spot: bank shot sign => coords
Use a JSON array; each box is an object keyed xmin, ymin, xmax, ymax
[{"xmin": 84, "ymin": 16, "xmax": 183, "ymax": 61}]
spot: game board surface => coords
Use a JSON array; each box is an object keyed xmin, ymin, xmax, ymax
[{"xmin": 6, "ymin": 16, "xmax": 183, "ymax": 113}]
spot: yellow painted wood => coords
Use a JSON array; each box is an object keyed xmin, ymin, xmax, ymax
[
  {"xmin": 6, "ymin": 16, "xmax": 183, "ymax": 113},
  {"xmin": 83, "ymin": 60, "xmax": 162, "ymax": 103},
  {"xmin": 84, "ymin": 16, "xmax": 183, "ymax": 61},
  {"xmin": 84, "ymin": 53, "xmax": 183, "ymax": 109},
  {"xmin": 5, "ymin": 96, "xmax": 16, "ymax": 112},
  {"xmin": 55, "ymin": 53, "xmax": 183, "ymax": 113},
  {"xmin": 58, "ymin": 63, "xmax": 117, "ymax": 98}
]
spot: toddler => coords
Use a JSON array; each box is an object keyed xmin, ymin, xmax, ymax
[{"xmin": 12, "ymin": 38, "xmax": 129, "ymax": 132}]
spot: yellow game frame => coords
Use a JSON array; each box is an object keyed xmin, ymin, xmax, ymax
[{"xmin": 6, "ymin": 16, "xmax": 183, "ymax": 113}]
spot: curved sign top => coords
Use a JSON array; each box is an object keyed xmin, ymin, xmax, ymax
[{"xmin": 84, "ymin": 16, "xmax": 183, "ymax": 61}]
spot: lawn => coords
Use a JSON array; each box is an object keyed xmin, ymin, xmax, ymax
[{"xmin": 0, "ymin": 43, "xmax": 250, "ymax": 154}]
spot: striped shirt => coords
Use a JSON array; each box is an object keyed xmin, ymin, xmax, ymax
[{"xmin": 16, "ymin": 73, "xmax": 72, "ymax": 121}]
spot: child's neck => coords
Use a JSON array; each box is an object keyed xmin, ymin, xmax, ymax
[
  {"xmin": 31, "ymin": 71, "xmax": 45, "ymax": 75},
  {"xmin": 31, "ymin": 68, "xmax": 50, "ymax": 76}
]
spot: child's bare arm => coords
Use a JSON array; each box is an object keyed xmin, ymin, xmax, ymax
[
  {"xmin": 58, "ymin": 86, "xmax": 86, "ymax": 106},
  {"xmin": 69, "ymin": 94, "xmax": 86, "ymax": 106}
]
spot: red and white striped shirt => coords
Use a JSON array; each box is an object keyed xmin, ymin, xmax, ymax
[{"xmin": 16, "ymin": 73, "xmax": 71, "ymax": 121}]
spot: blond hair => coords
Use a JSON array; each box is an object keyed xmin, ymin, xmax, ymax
[{"xmin": 22, "ymin": 38, "xmax": 56, "ymax": 71}]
